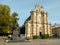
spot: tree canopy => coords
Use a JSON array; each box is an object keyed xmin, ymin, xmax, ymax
[{"xmin": 0, "ymin": 4, "xmax": 19, "ymax": 34}]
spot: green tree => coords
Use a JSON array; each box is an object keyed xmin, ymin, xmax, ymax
[
  {"xmin": 0, "ymin": 5, "xmax": 12, "ymax": 34},
  {"xmin": 0, "ymin": 5, "xmax": 10, "ymax": 15},
  {"xmin": 0, "ymin": 5, "xmax": 19, "ymax": 35},
  {"xmin": 11, "ymin": 12, "xmax": 19, "ymax": 22},
  {"xmin": 11, "ymin": 12, "xmax": 19, "ymax": 27}
]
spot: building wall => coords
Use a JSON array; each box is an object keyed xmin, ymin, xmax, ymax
[
  {"xmin": 56, "ymin": 28, "xmax": 60, "ymax": 37},
  {"xmin": 44, "ymin": 13, "xmax": 48, "ymax": 34},
  {"xmin": 52, "ymin": 27, "xmax": 57, "ymax": 36},
  {"xmin": 52, "ymin": 27, "xmax": 60, "ymax": 37},
  {"xmin": 25, "ymin": 21, "xmax": 32, "ymax": 38},
  {"xmin": 25, "ymin": 5, "xmax": 52, "ymax": 38},
  {"xmin": 48, "ymin": 24, "xmax": 52, "ymax": 36}
]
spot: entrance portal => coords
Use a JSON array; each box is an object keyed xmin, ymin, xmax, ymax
[{"xmin": 39, "ymin": 32, "xmax": 42, "ymax": 36}]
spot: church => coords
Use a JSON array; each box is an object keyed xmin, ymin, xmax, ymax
[{"xmin": 22, "ymin": 4, "xmax": 52, "ymax": 39}]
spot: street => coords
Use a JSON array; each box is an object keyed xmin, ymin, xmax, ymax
[{"xmin": 0, "ymin": 37, "xmax": 60, "ymax": 45}]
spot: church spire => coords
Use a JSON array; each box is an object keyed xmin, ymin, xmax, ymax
[{"xmin": 35, "ymin": 4, "xmax": 40, "ymax": 8}]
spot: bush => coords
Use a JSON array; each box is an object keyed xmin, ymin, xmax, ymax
[
  {"xmin": 41, "ymin": 34, "xmax": 49, "ymax": 39},
  {"xmin": 33, "ymin": 35, "xmax": 41, "ymax": 39}
]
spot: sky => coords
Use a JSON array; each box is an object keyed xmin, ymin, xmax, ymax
[{"xmin": 0, "ymin": 0, "xmax": 60, "ymax": 26}]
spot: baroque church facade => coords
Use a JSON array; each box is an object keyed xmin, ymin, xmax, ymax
[{"xmin": 24, "ymin": 5, "xmax": 52, "ymax": 38}]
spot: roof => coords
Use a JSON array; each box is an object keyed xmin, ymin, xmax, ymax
[{"xmin": 23, "ymin": 16, "xmax": 31, "ymax": 26}]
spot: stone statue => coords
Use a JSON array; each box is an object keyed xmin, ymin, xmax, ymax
[
  {"xmin": 6, "ymin": 20, "xmax": 20, "ymax": 42},
  {"xmin": 12, "ymin": 20, "xmax": 20, "ymax": 41},
  {"xmin": 6, "ymin": 20, "xmax": 30, "ymax": 42}
]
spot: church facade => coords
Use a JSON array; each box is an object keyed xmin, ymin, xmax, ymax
[{"xmin": 24, "ymin": 5, "xmax": 52, "ymax": 39}]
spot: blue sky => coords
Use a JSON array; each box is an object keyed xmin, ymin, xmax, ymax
[{"xmin": 0, "ymin": 0, "xmax": 60, "ymax": 26}]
